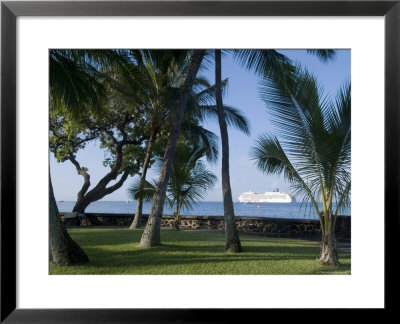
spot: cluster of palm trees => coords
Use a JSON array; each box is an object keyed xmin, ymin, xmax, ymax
[{"xmin": 49, "ymin": 49, "xmax": 350, "ymax": 267}]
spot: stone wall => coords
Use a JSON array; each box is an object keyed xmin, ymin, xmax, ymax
[{"xmin": 60, "ymin": 212, "xmax": 350, "ymax": 238}]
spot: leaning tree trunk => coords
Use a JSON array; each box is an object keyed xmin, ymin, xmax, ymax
[
  {"xmin": 49, "ymin": 173, "xmax": 89, "ymax": 265},
  {"xmin": 319, "ymin": 230, "xmax": 340, "ymax": 266},
  {"xmin": 140, "ymin": 50, "xmax": 206, "ymax": 248},
  {"xmin": 71, "ymin": 169, "xmax": 129, "ymax": 214},
  {"xmin": 215, "ymin": 49, "xmax": 242, "ymax": 253},
  {"xmin": 72, "ymin": 200, "xmax": 89, "ymax": 214},
  {"xmin": 130, "ymin": 129, "xmax": 157, "ymax": 229}
]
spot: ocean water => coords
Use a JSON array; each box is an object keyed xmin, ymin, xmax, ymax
[{"xmin": 57, "ymin": 201, "xmax": 350, "ymax": 220}]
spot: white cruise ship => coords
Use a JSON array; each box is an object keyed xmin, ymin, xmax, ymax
[{"xmin": 238, "ymin": 189, "xmax": 292, "ymax": 203}]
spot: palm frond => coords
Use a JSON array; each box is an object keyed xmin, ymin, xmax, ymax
[
  {"xmin": 259, "ymin": 65, "xmax": 335, "ymax": 187},
  {"xmin": 194, "ymin": 78, "xmax": 229, "ymax": 106},
  {"xmin": 233, "ymin": 49, "xmax": 294, "ymax": 76},
  {"xmin": 127, "ymin": 177, "xmax": 157, "ymax": 202},
  {"xmin": 179, "ymin": 124, "xmax": 219, "ymax": 163},
  {"xmin": 254, "ymin": 61, "xmax": 351, "ymax": 226},
  {"xmin": 250, "ymin": 133, "xmax": 322, "ymax": 219},
  {"xmin": 166, "ymin": 143, "xmax": 217, "ymax": 214},
  {"xmin": 200, "ymin": 105, "xmax": 250, "ymax": 135},
  {"xmin": 251, "ymin": 134, "xmax": 296, "ymax": 182},
  {"xmin": 306, "ymin": 49, "xmax": 336, "ymax": 63},
  {"xmin": 50, "ymin": 50, "xmax": 108, "ymax": 117}
]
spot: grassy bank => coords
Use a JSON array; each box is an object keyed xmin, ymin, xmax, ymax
[{"xmin": 50, "ymin": 228, "xmax": 351, "ymax": 275}]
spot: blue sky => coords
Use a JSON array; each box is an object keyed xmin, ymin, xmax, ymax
[{"xmin": 50, "ymin": 49, "xmax": 350, "ymax": 202}]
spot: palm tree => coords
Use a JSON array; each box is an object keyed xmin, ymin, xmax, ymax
[
  {"xmin": 128, "ymin": 143, "xmax": 217, "ymax": 230},
  {"xmin": 213, "ymin": 49, "xmax": 336, "ymax": 253},
  {"xmin": 139, "ymin": 50, "xmax": 206, "ymax": 247},
  {"xmin": 251, "ymin": 67, "xmax": 351, "ymax": 265},
  {"xmin": 214, "ymin": 49, "xmax": 294, "ymax": 252},
  {"xmin": 214, "ymin": 49, "xmax": 242, "ymax": 252}
]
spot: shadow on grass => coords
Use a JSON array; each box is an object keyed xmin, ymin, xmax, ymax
[
  {"xmin": 80, "ymin": 244, "xmax": 328, "ymax": 269},
  {"xmin": 308, "ymin": 262, "xmax": 351, "ymax": 274},
  {"xmin": 64, "ymin": 228, "xmax": 350, "ymax": 274},
  {"xmin": 156, "ymin": 243, "xmax": 322, "ymax": 256},
  {"xmin": 67, "ymin": 228, "xmax": 144, "ymax": 247},
  {"xmin": 68, "ymin": 228, "xmax": 322, "ymax": 247}
]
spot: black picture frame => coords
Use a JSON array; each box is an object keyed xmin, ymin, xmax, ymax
[{"xmin": 1, "ymin": 0, "xmax": 398, "ymax": 322}]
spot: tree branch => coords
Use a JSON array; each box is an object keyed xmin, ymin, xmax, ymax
[
  {"xmin": 68, "ymin": 154, "xmax": 91, "ymax": 199},
  {"xmin": 104, "ymin": 171, "xmax": 130, "ymax": 195}
]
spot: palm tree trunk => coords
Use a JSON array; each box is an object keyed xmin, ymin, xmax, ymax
[
  {"xmin": 49, "ymin": 172, "xmax": 89, "ymax": 265},
  {"xmin": 130, "ymin": 129, "xmax": 157, "ymax": 229},
  {"xmin": 140, "ymin": 50, "xmax": 206, "ymax": 247},
  {"xmin": 319, "ymin": 224, "xmax": 339, "ymax": 265},
  {"xmin": 173, "ymin": 212, "xmax": 181, "ymax": 231},
  {"xmin": 215, "ymin": 49, "xmax": 242, "ymax": 253}
]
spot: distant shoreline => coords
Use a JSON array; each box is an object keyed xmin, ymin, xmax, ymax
[
  {"xmin": 61, "ymin": 211, "xmax": 351, "ymax": 219},
  {"xmin": 57, "ymin": 201, "xmax": 350, "ymax": 220},
  {"xmin": 60, "ymin": 212, "xmax": 351, "ymax": 239}
]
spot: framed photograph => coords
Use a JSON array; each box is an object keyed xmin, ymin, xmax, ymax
[{"xmin": 1, "ymin": 0, "xmax": 398, "ymax": 322}]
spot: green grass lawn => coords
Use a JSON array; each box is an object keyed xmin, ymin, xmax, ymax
[{"xmin": 50, "ymin": 228, "xmax": 351, "ymax": 275}]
